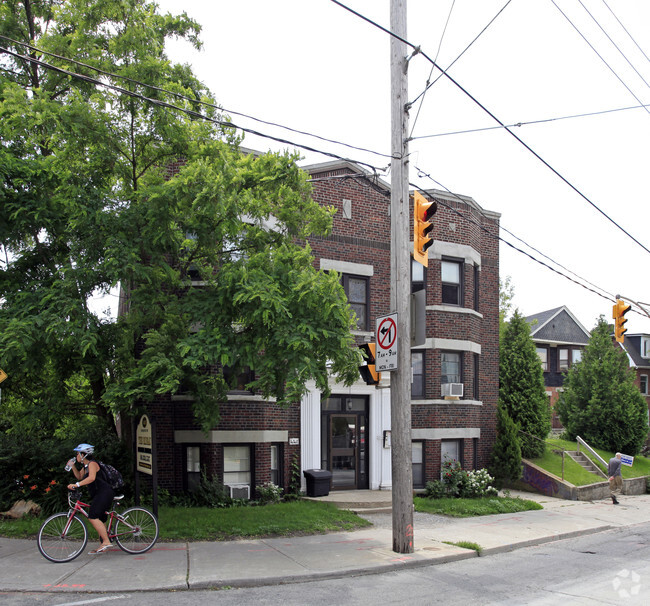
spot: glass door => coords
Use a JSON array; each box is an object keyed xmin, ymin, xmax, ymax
[{"xmin": 330, "ymin": 415, "xmax": 357, "ymax": 489}]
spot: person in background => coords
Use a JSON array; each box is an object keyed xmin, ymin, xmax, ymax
[
  {"xmin": 608, "ymin": 452, "xmax": 623, "ymax": 505},
  {"xmin": 66, "ymin": 443, "xmax": 114, "ymax": 553}
]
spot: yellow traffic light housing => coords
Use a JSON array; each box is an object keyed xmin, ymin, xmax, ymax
[
  {"xmin": 613, "ymin": 299, "xmax": 631, "ymax": 343},
  {"xmin": 358, "ymin": 343, "xmax": 381, "ymax": 385},
  {"xmin": 413, "ymin": 191, "xmax": 437, "ymax": 267}
]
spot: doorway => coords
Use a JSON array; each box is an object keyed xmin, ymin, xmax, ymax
[{"xmin": 321, "ymin": 396, "xmax": 369, "ymax": 490}]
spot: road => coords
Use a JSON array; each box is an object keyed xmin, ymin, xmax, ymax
[{"xmin": 3, "ymin": 523, "xmax": 649, "ymax": 605}]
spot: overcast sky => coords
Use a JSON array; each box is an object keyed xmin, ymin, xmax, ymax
[{"xmin": 154, "ymin": 0, "xmax": 650, "ymax": 335}]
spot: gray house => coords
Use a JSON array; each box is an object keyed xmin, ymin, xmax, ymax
[{"xmin": 525, "ymin": 306, "xmax": 591, "ymax": 429}]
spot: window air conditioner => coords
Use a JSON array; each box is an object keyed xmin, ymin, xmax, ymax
[
  {"xmin": 441, "ymin": 383, "xmax": 464, "ymax": 398},
  {"xmin": 228, "ymin": 484, "xmax": 250, "ymax": 500}
]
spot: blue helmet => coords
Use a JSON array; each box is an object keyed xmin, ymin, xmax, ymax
[{"xmin": 73, "ymin": 443, "xmax": 94, "ymax": 455}]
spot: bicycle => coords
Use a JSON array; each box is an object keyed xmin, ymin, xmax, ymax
[{"xmin": 37, "ymin": 490, "xmax": 159, "ymax": 563}]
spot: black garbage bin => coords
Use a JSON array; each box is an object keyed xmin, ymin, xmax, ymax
[{"xmin": 303, "ymin": 469, "xmax": 332, "ymax": 497}]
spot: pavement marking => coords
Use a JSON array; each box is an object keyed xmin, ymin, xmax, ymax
[{"xmin": 52, "ymin": 595, "xmax": 129, "ymax": 606}]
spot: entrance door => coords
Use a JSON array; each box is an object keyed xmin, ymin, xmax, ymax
[
  {"xmin": 321, "ymin": 396, "xmax": 368, "ymax": 490},
  {"xmin": 330, "ymin": 415, "xmax": 357, "ymax": 489}
]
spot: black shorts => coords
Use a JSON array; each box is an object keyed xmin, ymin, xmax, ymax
[{"xmin": 88, "ymin": 486, "xmax": 115, "ymax": 522}]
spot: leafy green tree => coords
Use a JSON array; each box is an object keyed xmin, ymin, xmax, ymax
[
  {"xmin": 0, "ymin": 0, "xmax": 361, "ymax": 436},
  {"xmin": 557, "ymin": 317, "xmax": 648, "ymax": 455},
  {"xmin": 488, "ymin": 403, "xmax": 522, "ymax": 488},
  {"xmin": 500, "ymin": 310, "xmax": 551, "ymax": 458},
  {"xmin": 499, "ymin": 276, "xmax": 515, "ymax": 342}
]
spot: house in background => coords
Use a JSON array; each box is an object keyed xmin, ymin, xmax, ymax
[
  {"xmin": 525, "ymin": 306, "xmax": 590, "ymax": 430},
  {"xmin": 616, "ymin": 334, "xmax": 650, "ymax": 428},
  {"xmin": 134, "ymin": 157, "xmax": 500, "ymax": 497}
]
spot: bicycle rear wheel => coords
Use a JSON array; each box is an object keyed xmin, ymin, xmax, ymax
[
  {"xmin": 114, "ymin": 507, "xmax": 159, "ymax": 554},
  {"xmin": 38, "ymin": 512, "xmax": 88, "ymax": 563}
]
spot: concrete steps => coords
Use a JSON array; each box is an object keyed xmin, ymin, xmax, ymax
[{"xmin": 566, "ymin": 451, "xmax": 607, "ymax": 478}]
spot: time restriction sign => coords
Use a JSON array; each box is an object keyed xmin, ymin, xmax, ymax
[{"xmin": 375, "ymin": 313, "xmax": 398, "ymax": 372}]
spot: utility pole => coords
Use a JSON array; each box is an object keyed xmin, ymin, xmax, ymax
[{"xmin": 389, "ymin": 0, "xmax": 414, "ymax": 554}]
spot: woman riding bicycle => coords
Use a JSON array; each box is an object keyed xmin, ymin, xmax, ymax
[{"xmin": 66, "ymin": 443, "xmax": 114, "ymax": 554}]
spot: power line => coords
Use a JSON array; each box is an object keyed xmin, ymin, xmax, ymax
[
  {"xmin": 330, "ymin": 0, "xmax": 650, "ymax": 258},
  {"xmin": 0, "ymin": 24, "xmax": 643, "ymax": 318},
  {"xmin": 550, "ymin": 0, "xmax": 650, "ymax": 116},
  {"xmin": 0, "ymin": 43, "xmax": 388, "ymax": 176},
  {"xmin": 600, "ymin": 0, "xmax": 650, "ymax": 68},
  {"xmin": 411, "ymin": 101, "xmax": 650, "ymax": 140}
]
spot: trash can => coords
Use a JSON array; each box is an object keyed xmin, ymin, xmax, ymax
[{"xmin": 303, "ymin": 469, "xmax": 332, "ymax": 497}]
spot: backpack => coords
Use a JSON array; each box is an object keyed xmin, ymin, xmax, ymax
[{"xmin": 98, "ymin": 461, "xmax": 124, "ymax": 492}]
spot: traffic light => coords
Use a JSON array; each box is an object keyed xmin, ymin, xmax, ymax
[
  {"xmin": 413, "ymin": 191, "xmax": 437, "ymax": 267},
  {"xmin": 358, "ymin": 343, "xmax": 381, "ymax": 385},
  {"xmin": 613, "ymin": 298, "xmax": 631, "ymax": 343}
]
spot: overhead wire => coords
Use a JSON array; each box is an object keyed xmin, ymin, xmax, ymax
[
  {"xmin": 576, "ymin": 0, "xmax": 650, "ymax": 94},
  {"xmin": 549, "ymin": 0, "xmax": 650, "ymax": 116},
  {"xmin": 0, "ymin": 34, "xmax": 395, "ymax": 164},
  {"xmin": 0, "ymin": 20, "xmax": 642, "ymax": 315},
  {"xmin": 600, "ymin": 0, "xmax": 650, "ymax": 67},
  {"xmin": 329, "ymin": 0, "xmax": 650, "ymax": 258},
  {"xmin": 0, "ymin": 43, "xmax": 389, "ymax": 175}
]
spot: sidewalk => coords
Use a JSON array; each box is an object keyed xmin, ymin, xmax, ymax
[{"xmin": 1, "ymin": 491, "xmax": 649, "ymax": 593}]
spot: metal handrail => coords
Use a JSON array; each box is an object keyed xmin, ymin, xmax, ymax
[{"xmin": 576, "ymin": 436, "xmax": 608, "ymax": 470}]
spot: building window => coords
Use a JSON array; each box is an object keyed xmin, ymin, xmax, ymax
[
  {"xmin": 441, "ymin": 259, "xmax": 462, "ymax": 306},
  {"xmin": 441, "ymin": 351, "xmax": 462, "ymax": 384},
  {"xmin": 572, "ymin": 349, "xmax": 582, "ymax": 364},
  {"xmin": 643, "ymin": 338, "xmax": 650, "ymax": 358},
  {"xmin": 473, "ymin": 264, "xmax": 480, "ymax": 311},
  {"xmin": 559, "ymin": 349, "xmax": 569, "ymax": 371},
  {"xmin": 411, "ymin": 258, "xmax": 425, "ymax": 293},
  {"xmin": 412, "ymin": 351, "xmax": 425, "ymax": 398},
  {"xmin": 185, "ymin": 445, "xmax": 201, "ymax": 492},
  {"xmin": 224, "ymin": 365, "xmax": 255, "ymax": 392},
  {"xmin": 270, "ymin": 443, "xmax": 283, "ymax": 486},
  {"xmin": 342, "ymin": 274, "xmax": 369, "ymax": 330},
  {"xmin": 536, "ymin": 347, "xmax": 548, "ymax": 372},
  {"xmin": 441, "ymin": 439, "xmax": 462, "ymax": 470},
  {"xmin": 473, "ymin": 353, "xmax": 480, "ymax": 400},
  {"xmin": 412, "ymin": 442, "xmax": 424, "ymax": 488},
  {"xmin": 641, "ymin": 375, "xmax": 648, "ymax": 395},
  {"xmin": 223, "ymin": 445, "xmax": 251, "ymax": 487}
]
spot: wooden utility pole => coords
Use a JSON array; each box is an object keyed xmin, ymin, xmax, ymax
[{"xmin": 389, "ymin": 0, "xmax": 414, "ymax": 554}]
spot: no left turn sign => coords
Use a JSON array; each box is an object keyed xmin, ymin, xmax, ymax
[{"xmin": 375, "ymin": 313, "xmax": 398, "ymax": 372}]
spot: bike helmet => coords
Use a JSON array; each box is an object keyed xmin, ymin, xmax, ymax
[{"xmin": 73, "ymin": 443, "xmax": 94, "ymax": 455}]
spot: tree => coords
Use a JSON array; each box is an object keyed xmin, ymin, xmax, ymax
[
  {"xmin": 488, "ymin": 403, "xmax": 522, "ymax": 488},
  {"xmin": 557, "ymin": 317, "xmax": 648, "ymax": 455},
  {"xmin": 499, "ymin": 310, "xmax": 551, "ymax": 458},
  {"xmin": 0, "ymin": 0, "xmax": 361, "ymax": 435},
  {"xmin": 499, "ymin": 276, "xmax": 515, "ymax": 342}
]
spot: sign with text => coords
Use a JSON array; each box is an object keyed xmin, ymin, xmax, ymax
[
  {"xmin": 136, "ymin": 414, "xmax": 153, "ymax": 475},
  {"xmin": 621, "ymin": 454, "xmax": 634, "ymax": 467},
  {"xmin": 375, "ymin": 313, "xmax": 398, "ymax": 372},
  {"xmin": 0, "ymin": 369, "xmax": 7, "ymax": 384}
]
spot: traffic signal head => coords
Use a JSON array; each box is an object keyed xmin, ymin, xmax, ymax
[
  {"xmin": 612, "ymin": 298, "xmax": 631, "ymax": 343},
  {"xmin": 413, "ymin": 191, "xmax": 437, "ymax": 267},
  {"xmin": 358, "ymin": 343, "xmax": 381, "ymax": 385}
]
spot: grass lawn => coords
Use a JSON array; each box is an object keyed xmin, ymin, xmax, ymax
[
  {"xmin": 545, "ymin": 438, "xmax": 650, "ymax": 479},
  {"xmin": 529, "ymin": 447, "xmax": 603, "ymax": 486},
  {"xmin": 414, "ymin": 496, "xmax": 543, "ymax": 517}
]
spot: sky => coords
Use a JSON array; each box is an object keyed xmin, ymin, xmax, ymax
[{"xmin": 152, "ymin": 0, "xmax": 650, "ymax": 335}]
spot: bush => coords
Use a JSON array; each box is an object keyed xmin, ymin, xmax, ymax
[
  {"xmin": 426, "ymin": 460, "xmax": 497, "ymax": 500},
  {"xmin": 192, "ymin": 469, "xmax": 233, "ymax": 508},
  {"xmin": 256, "ymin": 482, "xmax": 283, "ymax": 505}
]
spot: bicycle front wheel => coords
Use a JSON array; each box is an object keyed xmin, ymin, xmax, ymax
[
  {"xmin": 114, "ymin": 507, "xmax": 159, "ymax": 554},
  {"xmin": 38, "ymin": 512, "xmax": 88, "ymax": 563}
]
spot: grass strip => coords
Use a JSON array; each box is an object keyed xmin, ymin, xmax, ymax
[{"xmin": 414, "ymin": 496, "xmax": 542, "ymax": 517}]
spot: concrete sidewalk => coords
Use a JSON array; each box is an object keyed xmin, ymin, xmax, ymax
[{"xmin": 1, "ymin": 491, "xmax": 649, "ymax": 593}]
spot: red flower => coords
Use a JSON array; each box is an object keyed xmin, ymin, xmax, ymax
[
  {"xmin": 49, "ymin": 480, "xmax": 57, "ymax": 485},
  {"xmin": 23, "ymin": 474, "xmax": 30, "ymax": 480},
  {"xmin": 44, "ymin": 487, "xmax": 51, "ymax": 493},
  {"xmin": 30, "ymin": 485, "xmax": 37, "ymax": 490}
]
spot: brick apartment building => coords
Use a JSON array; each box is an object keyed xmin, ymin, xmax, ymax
[{"xmin": 137, "ymin": 158, "xmax": 500, "ymax": 497}]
